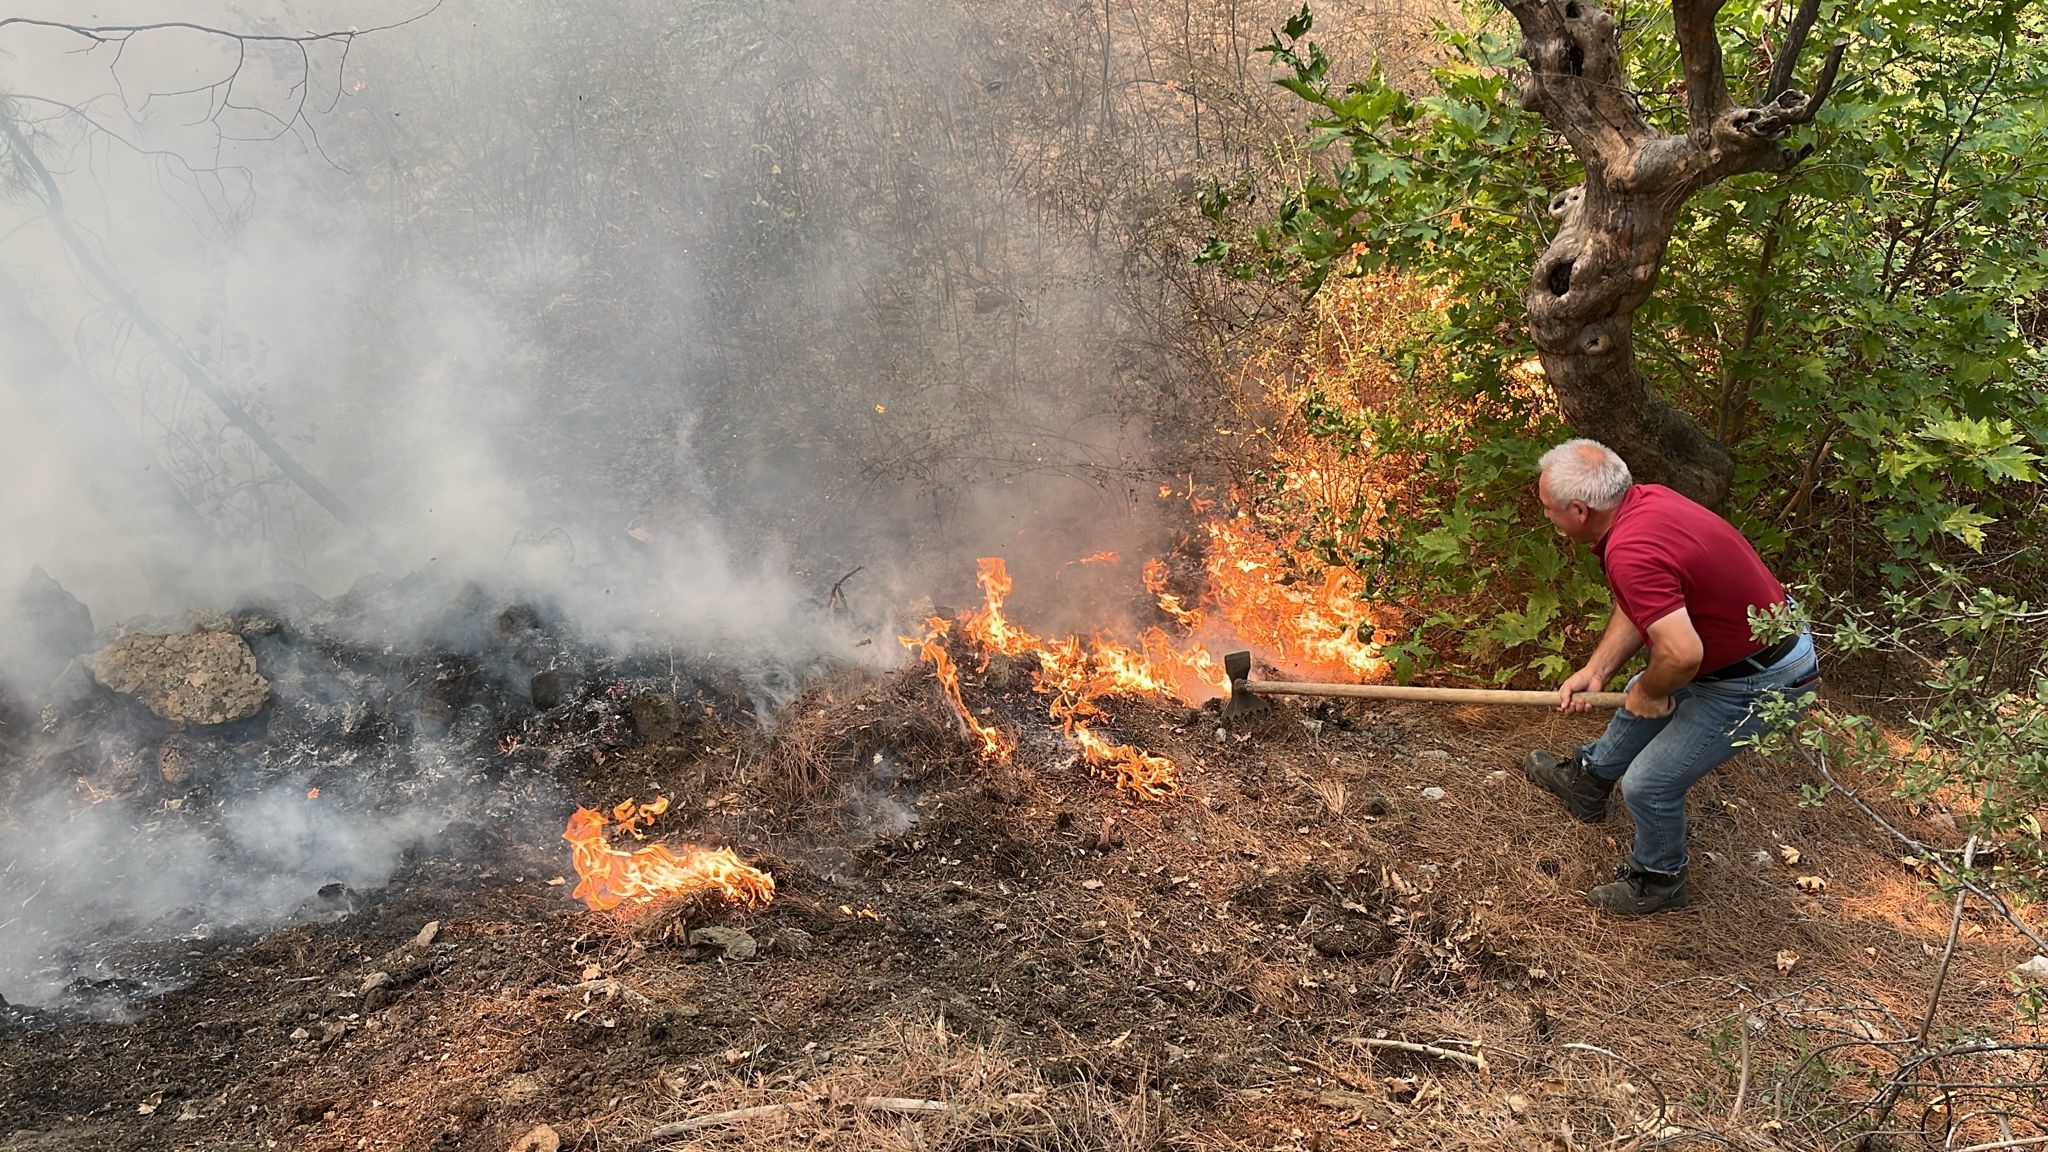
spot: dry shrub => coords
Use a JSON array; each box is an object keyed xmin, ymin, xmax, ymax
[{"xmin": 643, "ymin": 1014, "xmax": 1188, "ymax": 1151}]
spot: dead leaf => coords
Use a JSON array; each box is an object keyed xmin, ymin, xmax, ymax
[
  {"xmin": 1081, "ymin": 879, "xmax": 1104, "ymax": 890},
  {"xmin": 1776, "ymin": 949, "xmax": 1799, "ymax": 974},
  {"xmin": 1777, "ymin": 845, "xmax": 1802, "ymax": 866},
  {"xmin": 1796, "ymin": 875, "xmax": 1828, "ymax": 892},
  {"xmin": 137, "ymin": 1091, "xmax": 164, "ymax": 1116}
]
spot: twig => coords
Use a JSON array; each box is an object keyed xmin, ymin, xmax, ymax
[
  {"xmin": 1950, "ymin": 1137, "xmax": 2048, "ymax": 1152},
  {"xmin": 1796, "ymin": 745, "xmax": 2047, "ymax": 951},
  {"xmin": 825, "ymin": 566, "xmax": 864, "ymax": 611},
  {"xmin": 645, "ymin": 1095, "xmax": 958, "ymax": 1139},
  {"xmin": 1859, "ymin": 836, "xmax": 1979, "ymax": 1150},
  {"xmin": 862, "ymin": 1097, "xmax": 959, "ymax": 1115},
  {"xmin": 1730, "ymin": 1012, "xmax": 1753, "ymax": 1122},
  {"xmin": 1341, "ymin": 1036, "xmax": 1488, "ymax": 1072},
  {"xmin": 647, "ymin": 1099, "xmax": 817, "ymax": 1136}
]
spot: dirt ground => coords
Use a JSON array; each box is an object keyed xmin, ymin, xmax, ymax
[{"xmin": 2, "ymin": 658, "xmax": 2041, "ymax": 1152}]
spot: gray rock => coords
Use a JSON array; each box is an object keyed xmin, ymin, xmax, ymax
[
  {"xmin": 687, "ymin": 926, "xmax": 757, "ymax": 960},
  {"xmin": 629, "ymin": 691, "xmax": 684, "ymax": 744},
  {"xmin": 84, "ymin": 631, "xmax": 268, "ymax": 725}
]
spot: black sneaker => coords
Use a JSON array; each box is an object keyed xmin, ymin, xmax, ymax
[
  {"xmin": 1522, "ymin": 750, "xmax": 1614, "ymax": 822},
  {"xmin": 1588, "ymin": 863, "xmax": 1690, "ymax": 915}
]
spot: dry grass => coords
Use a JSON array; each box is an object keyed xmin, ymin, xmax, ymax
[{"xmin": 640, "ymin": 1015, "xmax": 1186, "ymax": 1151}]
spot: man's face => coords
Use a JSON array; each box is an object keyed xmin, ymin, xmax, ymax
[{"xmin": 1538, "ymin": 473, "xmax": 1595, "ymax": 543}]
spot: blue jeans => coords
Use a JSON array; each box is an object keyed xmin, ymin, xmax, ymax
[{"xmin": 1578, "ymin": 632, "xmax": 1819, "ymax": 875}]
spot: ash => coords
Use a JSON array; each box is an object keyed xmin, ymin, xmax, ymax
[{"xmin": 0, "ymin": 573, "xmax": 843, "ymax": 1019}]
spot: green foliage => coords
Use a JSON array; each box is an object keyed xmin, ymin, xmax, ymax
[
  {"xmin": 1749, "ymin": 582, "xmax": 2048, "ymax": 900},
  {"xmin": 1204, "ymin": 0, "xmax": 2048, "ymax": 686}
]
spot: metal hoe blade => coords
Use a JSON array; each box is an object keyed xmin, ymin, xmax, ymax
[{"xmin": 1222, "ymin": 650, "xmax": 1269, "ymax": 719}]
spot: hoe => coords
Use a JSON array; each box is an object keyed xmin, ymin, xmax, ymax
[{"xmin": 1222, "ymin": 650, "xmax": 1625, "ymax": 719}]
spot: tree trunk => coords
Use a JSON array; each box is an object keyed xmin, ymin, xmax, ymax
[{"xmin": 1502, "ymin": 0, "xmax": 1846, "ymax": 508}]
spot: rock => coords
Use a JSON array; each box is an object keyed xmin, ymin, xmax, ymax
[
  {"xmin": 84, "ymin": 632, "xmax": 268, "ymax": 725},
  {"xmin": 42, "ymin": 658, "xmax": 103, "ymax": 714},
  {"xmin": 1, "ymin": 566, "xmax": 96, "ymax": 695},
  {"xmin": 413, "ymin": 921, "xmax": 440, "ymax": 950},
  {"xmin": 628, "ymin": 691, "xmax": 683, "ymax": 744},
  {"xmin": 530, "ymin": 668, "xmax": 575, "ymax": 710},
  {"xmin": 289, "ymin": 1026, "xmax": 311, "ymax": 1042},
  {"xmin": 2016, "ymin": 955, "xmax": 2048, "ymax": 984},
  {"xmin": 507, "ymin": 1124, "xmax": 560, "ymax": 1152},
  {"xmin": 687, "ymin": 927, "xmax": 758, "ymax": 960},
  {"xmin": 157, "ymin": 735, "xmax": 197, "ymax": 789},
  {"xmin": 1418, "ymin": 748, "xmax": 1450, "ymax": 760},
  {"xmin": 1420, "ymin": 786, "xmax": 1447, "ymax": 801},
  {"xmin": 361, "ymin": 971, "xmax": 391, "ymax": 994}
]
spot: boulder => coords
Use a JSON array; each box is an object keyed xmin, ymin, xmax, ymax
[{"xmin": 84, "ymin": 631, "xmax": 269, "ymax": 725}]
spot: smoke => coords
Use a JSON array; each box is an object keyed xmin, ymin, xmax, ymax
[
  {"xmin": 0, "ymin": 0, "xmax": 1184, "ymax": 658},
  {"xmin": 0, "ymin": 0, "xmax": 1233, "ymax": 1006},
  {"xmin": 0, "ymin": 778, "xmax": 444, "ymax": 1009}
]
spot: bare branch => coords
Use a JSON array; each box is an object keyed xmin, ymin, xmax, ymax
[
  {"xmin": 0, "ymin": 6, "xmax": 442, "ymax": 48},
  {"xmin": 1767, "ymin": 0, "xmax": 1825, "ymax": 100}
]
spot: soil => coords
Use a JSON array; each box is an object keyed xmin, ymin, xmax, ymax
[{"xmin": 1, "ymin": 654, "xmax": 2040, "ymax": 1152}]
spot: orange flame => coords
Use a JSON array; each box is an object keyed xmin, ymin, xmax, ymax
[
  {"xmin": 1201, "ymin": 517, "xmax": 1386, "ymax": 681},
  {"xmin": 563, "ymin": 800, "xmax": 775, "ymax": 913},
  {"xmin": 905, "ymin": 519, "xmax": 1386, "ymax": 798},
  {"xmin": 901, "ymin": 617, "xmax": 1015, "ymax": 761}
]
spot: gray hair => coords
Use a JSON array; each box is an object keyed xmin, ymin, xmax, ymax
[{"xmin": 1539, "ymin": 439, "xmax": 1633, "ymax": 510}]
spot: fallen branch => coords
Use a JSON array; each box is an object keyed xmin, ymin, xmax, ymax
[
  {"xmin": 645, "ymin": 1095, "xmax": 959, "ymax": 1139},
  {"xmin": 1342, "ymin": 1036, "xmax": 1488, "ymax": 1072},
  {"xmin": 647, "ymin": 1100, "xmax": 817, "ymax": 1136}
]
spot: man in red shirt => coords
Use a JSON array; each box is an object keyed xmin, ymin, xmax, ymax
[{"xmin": 1524, "ymin": 440, "xmax": 1818, "ymax": 914}]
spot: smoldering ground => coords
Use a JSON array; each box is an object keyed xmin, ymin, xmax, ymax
[{"xmin": 0, "ymin": 0, "xmax": 1212, "ymax": 1008}]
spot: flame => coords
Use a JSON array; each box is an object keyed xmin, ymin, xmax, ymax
[
  {"xmin": 562, "ymin": 800, "xmax": 775, "ymax": 913},
  {"xmin": 905, "ymin": 517, "xmax": 1385, "ymax": 797},
  {"xmin": 1200, "ymin": 517, "xmax": 1386, "ymax": 681},
  {"xmin": 1073, "ymin": 551, "xmax": 1119, "ymax": 565},
  {"xmin": 901, "ymin": 616, "xmax": 1015, "ymax": 761},
  {"xmin": 1143, "ymin": 558, "xmax": 1203, "ymax": 631},
  {"xmin": 306, "ymin": 788, "xmax": 319, "ymax": 799}
]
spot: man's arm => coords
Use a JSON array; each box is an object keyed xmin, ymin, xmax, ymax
[
  {"xmin": 1625, "ymin": 609, "xmax": 1705, "ymax": 719},
  {"xmin": 1557, "ymin": 611, "xmax": 1644, "ymax": 712}
]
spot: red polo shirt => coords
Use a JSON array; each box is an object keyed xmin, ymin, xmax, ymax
[{"xmin": 1594, "ymin": 484, "xmax": 1786, "ymax": 673}]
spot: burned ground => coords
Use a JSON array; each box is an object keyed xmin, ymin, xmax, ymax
[{"xmin": 1, "ymin": 602, "xmax": 2038, "ymax": 1152}]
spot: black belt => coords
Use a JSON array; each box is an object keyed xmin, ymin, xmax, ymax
[{"xmin": 1695, "ymin": 633, "xmax": 1801, "ymax": 682}]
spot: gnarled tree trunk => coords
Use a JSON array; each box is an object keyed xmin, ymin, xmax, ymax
[{"xmin": 1502, "ymin": 0, "xmax": 1845, "ymax": 507}]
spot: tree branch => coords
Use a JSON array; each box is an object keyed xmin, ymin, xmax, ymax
[
  {"xmin": 1501, "ymin": 0, "xmax": 1653, "ymax": 177},
  {"xmin": 0, "ymin": 110, "xmax": 397, "ymax": 570},
  {"xmin": 1766, "ymin": 0, "xmax": 1825, "ymax": 100},
  {"xmin": 1671, "ymin": 0, "xmax": 1735, "ymax": 134},
  {"xmin": 0, "ymin": 7, "xmax": 441, "ymax": 47}
]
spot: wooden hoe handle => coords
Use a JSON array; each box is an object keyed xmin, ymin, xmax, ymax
[{"xmin": 1241, "ymin": 679, "xmax": 1626, "ymax": 709}]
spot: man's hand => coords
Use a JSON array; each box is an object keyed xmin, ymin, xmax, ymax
[
  {"xmin": 1557, "ymin": 666, "xmax": 1606, "ymax": 713},
  {"xmin": 1624, "ymin": 681, "xmax": 1676, "ymax": 718}
]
